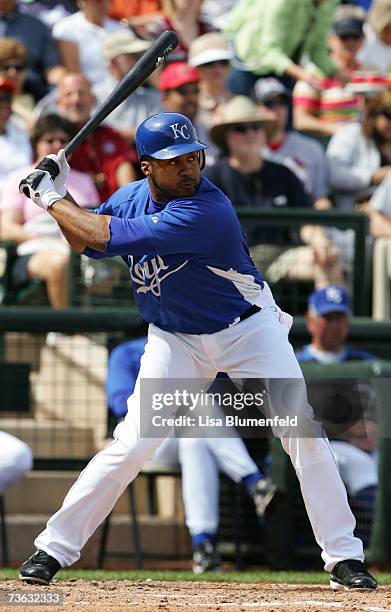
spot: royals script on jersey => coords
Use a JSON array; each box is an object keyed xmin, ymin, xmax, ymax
[{"xmin": 84, "ymin": 177, "xmax": 265, "ymax": 334}]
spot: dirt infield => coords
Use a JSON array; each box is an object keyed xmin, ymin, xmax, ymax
[{"xmin": 1, "ymin": 579, "xmax": 391, "ymax": 611}]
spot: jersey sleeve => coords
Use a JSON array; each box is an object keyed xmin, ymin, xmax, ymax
[{"xmin": 98, "ymin": 196, "xmax": 223, "ymax": 257}]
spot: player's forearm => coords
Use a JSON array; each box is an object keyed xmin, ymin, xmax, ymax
[{"xmin": 49, "ymin": 197, "xmax": 111, "ymax": 252}]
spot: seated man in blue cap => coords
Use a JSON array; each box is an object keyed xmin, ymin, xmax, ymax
[
  {"xmin": 296, "ymin": 285, "xmax": 375, "ymax": 364},
  {"xmin": 296, "ymin": 285, "xmax": 377, "ymax": 546}
]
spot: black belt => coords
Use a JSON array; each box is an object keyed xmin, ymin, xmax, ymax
[{"xmin": 238, "ymin": 304, "xmax": 261, "ymax": 323}]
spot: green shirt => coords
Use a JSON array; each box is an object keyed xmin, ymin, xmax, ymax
[{"xmin": 224, "ymin": 0, "xmax": 338, "ymax": 77}]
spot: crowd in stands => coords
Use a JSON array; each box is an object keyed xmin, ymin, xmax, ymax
[
  {"xmin": 1, "ymin": 0, "xmax": 390, "ymax": 571},
  {"xmin": 1, "ymin": 0, "xmax": 391, "ymax": 306}
]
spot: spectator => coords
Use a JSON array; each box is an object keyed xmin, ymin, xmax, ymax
[
  {"xmin": 368, "ymin": 167, "xmax": 391, "ymax": 235},
  {"xmin": 0, "ymin": 37, "xmax": 34, "ymax": 125},
  {"xmin": 159, "ymin": 61, "xmax": 218, "ymax": 165},
  {"xmin": 107, "ymin": 337, "xmax": 283, "ymax": 573},
  {"xmin": 358, "ymin": 0, "xmax": 391, "ymax": 72},
  {"xmin": 327, "ymin": 89, "xmax": 391, "ymax": 210},
  {"xmin": 0, "ymin": 0, "xmax": 66, "ymax": 100},
  {"xmin": 94, "ymin": 30, "xmax": 161, "ymax": 143},
  {"xmin": 108, "ymin": 0, "xmax": 161, "ymax": 34},
  {"xmin": 199, "ymin": 0, "xmax": 237, "ymax": 30},
  {"xmin": 0, "ymin": 431, "xmax": 32, "ymax": 494},
  {"xmin": 0, "ymin": 77, "xmax": 31, "ymax": 195},
  {"xmin": 295, "ymin": 285, "xmax": 378, "ymax": 546},
  {"xmin": 205, "ymin": 95, "xmax": 343, "ymax": 287},
  {"xmin": 18, "ymin": 1, "xmax": 77, "ymax": 27},
  {"xmin": 0, "ymin": 113, "xmax": 99, "ymax": 308},
  {"xmin": 52, "ymin": 0, "xmax": 125, "ymax": 86},
  {"xmin": 56, "ymin": 72, "xmax": 139, "ymax": 200},
  {"xmin": 293, "ymin": 4, "xmax": 370, "ymax": 139},
  {"xmin": 142, "ymin": 0, "xmax": 210, "ymax": 64},
  {"xmin": 224, "ymin": 0, "xmax": 343, "ymax": 98},
  {"xmin": 188, "ymin": 32, "xmax": 233, "ymax": 128},
  {"xmin": 255, "ymin": 77, "xmax": 332, "ymax": 209}
]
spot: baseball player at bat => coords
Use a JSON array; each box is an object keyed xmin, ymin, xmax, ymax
[{"xmin": 19, "ymin": 112, "xmax": 377, "ymax": 590}]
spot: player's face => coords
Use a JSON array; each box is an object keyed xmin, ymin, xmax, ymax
[
  {"xmin": 141, "ymin": 152, "xmax": 202, "ymax": 201},
  {"xmin": 307, "ymin": 311, "xmax": 349, "ymax": 352}
]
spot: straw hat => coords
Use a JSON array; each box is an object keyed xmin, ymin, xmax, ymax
[
  {"xmin": 102, "ymin": 31, "xmax": 151, "ymax": 62},
  {"xmin": 209, "ymin": 96, "xmax": 276, "ymax": 150}
]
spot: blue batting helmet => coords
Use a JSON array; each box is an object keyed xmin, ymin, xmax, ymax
[{"xmin": 135, "ymin": 112, "xmax": 208, "ymax": 165}]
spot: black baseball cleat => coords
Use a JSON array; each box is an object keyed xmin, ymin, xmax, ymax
[
  {"xmin": 192, "ymin": 540, "xmax": 222, "ymax": 574},
  {"xmin": 19, "ymin": 550, "xmax": 61, "ymax": 585},
  {"xmin": 252, "ymin": 477, "xmax": 286, "ymax": 519},
  {"xmin": 330, "ymin": 559, "xmax": 378, "ymax": 591}
]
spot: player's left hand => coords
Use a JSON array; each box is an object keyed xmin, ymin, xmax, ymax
[
  {"xmin": 35, "ymin": 149, "xmax": 70, "ymax": 197},
  {"xmin": 19, "ymin": 170, "xmax": 64, "ymax": 210}
]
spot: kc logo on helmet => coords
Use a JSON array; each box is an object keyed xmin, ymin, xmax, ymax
[{"xmin": 170, "ymin": 123, "xmax": 190, "ymax": 140}]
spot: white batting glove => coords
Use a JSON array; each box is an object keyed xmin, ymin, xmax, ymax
[
  {"xmin": 19, "ymin": 170, "xmax": 64, "ymax": 210},
  {"xmin": 20, "ymin": 148, "xmax": 70, "ymax": 199},
  {"xmin": 52, "ymin": 149, "xmax": 70, "ymax": 197}
]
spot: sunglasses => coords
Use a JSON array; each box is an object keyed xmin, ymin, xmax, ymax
[
  {"xmin": 0, "ymin": 94, "xmax": 12, "ymax": 102},
  {"xmin": 201, "ymin": 60, "xmax": 230, "ymax": 68},
  {"xmin": 41, "ymin": 137, "xmax": 69, "ymax": 145},
  {"xmin": 338, "ymin": 33, "xmax": 363, "ymax": 41},
  {"xmin": 230, "ymin": 123, "xmax": 263, "ymax": 133},
  {"xmin": 0, "ymin": 63, "xmax": 25, "ymax": 73},
  {"xmin": 175, "ymin": 84, "xmax": 200, "ymax": 95}
]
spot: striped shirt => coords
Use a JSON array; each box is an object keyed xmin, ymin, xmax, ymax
[{"xmin": 293, "ymin": 70, "xmax": 362, "ymax": 125}]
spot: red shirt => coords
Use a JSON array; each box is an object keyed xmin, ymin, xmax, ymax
[{"xmin": 69, "ymin": 125, "xmax": 137, "ymax": 202}]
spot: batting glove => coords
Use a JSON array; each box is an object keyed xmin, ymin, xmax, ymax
[
  {"xmin": 19, "ymin": 149, "xmax": 70, "ymax": 199},
  {"xmin": 19, "ymin": 170, "xmax": 64, "ymax": 210},
  {"xmin": 35, "ymin": 149, "xmax": 70, "ymax": 197}
]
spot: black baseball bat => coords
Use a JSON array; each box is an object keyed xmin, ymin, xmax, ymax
[
  {"xmin": 20, "ymin": 30, "xmax": 178, "ymax": 196},
  {"xmin": 64, "ymin": 29, "xmax": 178, "ymax": 159}
]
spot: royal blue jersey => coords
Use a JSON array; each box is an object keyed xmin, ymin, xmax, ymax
[{"xmin": 84, "ymin": 177, "xmax": 265, "ymax": 334}]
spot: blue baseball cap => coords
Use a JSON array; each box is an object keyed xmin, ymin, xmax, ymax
[{"xmin": 308, "ymin": 286, "xmax": 351, "ymax": 316}]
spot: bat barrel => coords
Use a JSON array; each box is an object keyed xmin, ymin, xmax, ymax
[{"xmin": 64, "ymin": 30, "xmax": 179, "ymax": 158}]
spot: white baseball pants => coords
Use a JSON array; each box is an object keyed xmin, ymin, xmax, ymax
[{"xmin": 35, "ymin": 286, "xmax": 364, "ymax": 572}]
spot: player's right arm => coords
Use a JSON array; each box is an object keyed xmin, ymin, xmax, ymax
[{"xmin": 49, "ymin": 197, "xmax": 111, "ymax": 253}]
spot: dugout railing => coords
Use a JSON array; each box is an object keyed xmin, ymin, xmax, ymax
[
  {"xmin": 1, "ymin": 309, "xmax": 391, "ymax": 567},
  {"xmin": 1, "ymin": 208, "xmax": 371, "ymax": 316}
]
